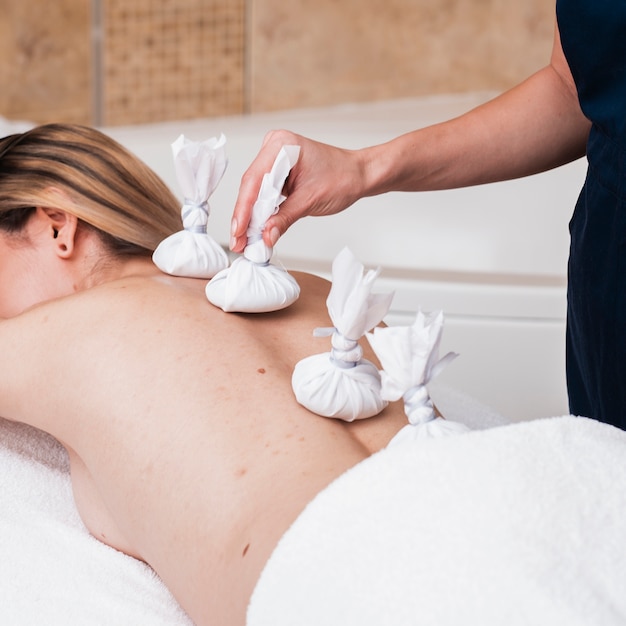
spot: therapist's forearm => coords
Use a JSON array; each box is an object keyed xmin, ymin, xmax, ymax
[{"xmin": 359, "ymin": 63, "xmax": 590, "ymax": 197}]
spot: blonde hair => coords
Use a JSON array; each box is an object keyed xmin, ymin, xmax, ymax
[{"xmin": 0, "ymin": 123, "xmax": 181, "ymax": 255}]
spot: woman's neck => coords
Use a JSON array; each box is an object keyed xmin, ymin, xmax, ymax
[{"xmin": 81, "ymin": 254, "xmax": 162, "ymax": 290}]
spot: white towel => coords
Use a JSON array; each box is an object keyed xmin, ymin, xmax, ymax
[
  {"xmin": 248, "ymin": 416, "xmax": 626, "ymax": 626},
  {"xmin": 0, "ymin": 418, "xmax": 192, "ymax": 625}
]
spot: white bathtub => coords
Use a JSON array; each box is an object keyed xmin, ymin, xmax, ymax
[{"xmin": 104, "ymin": 93, "xmax": 587, "ymax": 422}]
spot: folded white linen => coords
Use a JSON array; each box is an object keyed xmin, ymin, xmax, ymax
[
  {"xmin": 248, "ymin": 416, "xmax": 626, "ymax": 626},
  {"xmin": 205, "ymin": 145, "xmax": 301, "ymax": 312},
  {"xmin": 152, "ymin": 134, "xmax": 229, "ymax": 278},
  {"xmin": 0, "ymin": 418, "xmax": 192, "ymax": 626}
]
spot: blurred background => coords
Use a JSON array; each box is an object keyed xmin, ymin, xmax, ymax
[{"xmin": 0, "ymin": 0, "xmax": 553, "ymax": 127}]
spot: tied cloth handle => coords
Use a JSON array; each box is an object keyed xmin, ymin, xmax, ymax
[
  {"xmin": 181, "ymin": 199, "xmax": 210, "ymax": 234},
  {"xmin": 313, "ymin": 326, "xmax": 363, "ymax": 369},
  {"xmin": 400, "ymin": 351, "xmax": 458, "ymax": 425}
]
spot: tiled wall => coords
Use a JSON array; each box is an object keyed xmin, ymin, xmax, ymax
[
  {"xmin": 0, "ymin": 0, "xmax": 554, "ymax": 126},
  {"xmin": 101, "ymin": 0, "xmax": 245, "ymax": 125}
]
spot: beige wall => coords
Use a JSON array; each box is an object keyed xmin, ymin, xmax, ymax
[
  {"xmin": 0, "ymin": 0, "xmax": 554, "ymax": 126},
  {"xmin": 0, "ymin": 0, "xmax": 92, "ymax": 124},
  {"xmin": 248, "ymin": 0, "xmax": 554, "ymax": 111}
]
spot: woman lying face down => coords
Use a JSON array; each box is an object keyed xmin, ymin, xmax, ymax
[{"xmin": 0, "ymin": 124, "xmax": 408, "ymax": 625}]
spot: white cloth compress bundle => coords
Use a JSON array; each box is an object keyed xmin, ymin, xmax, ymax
[
  {"xmin": 153, "ymin": 134, "xmax": 228, "ymax": 278},
  {"xmin": 292, "ymin": 247, "xmax": 394, "ymax": 421},
  {"xmin": 205, "ymin": 146, "xmax": 301, "ymax": 313},
  {"xmin": 367, "ymin": 310, "xmax": 469, "ymax": 443}
]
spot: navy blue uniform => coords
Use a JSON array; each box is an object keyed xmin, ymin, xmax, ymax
[{"xmin": 557, "ymin": 0, "xmax": 626, "ymax": 427}]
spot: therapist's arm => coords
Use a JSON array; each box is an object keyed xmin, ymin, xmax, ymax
[
  {"xmin": 364, "ymin": 22, "xmax": 589, "ymax": 194},
  {"xmin": 231, "ymin": 21, "xmax": 590, "ymax": 253}
]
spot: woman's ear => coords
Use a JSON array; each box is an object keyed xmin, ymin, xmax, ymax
[{"xmin": 36, "ymin": 206, "xmax": 79, "ymax": 259}]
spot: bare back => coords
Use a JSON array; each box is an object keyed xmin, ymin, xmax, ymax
[{"xmin": 0, "ymin": 270, "xmax": 407, "ymax": 625}]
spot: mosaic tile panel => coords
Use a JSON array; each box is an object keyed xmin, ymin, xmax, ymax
[{"xmin": 102, "ymin": 0, "xmax": 245, "ymax": 125}]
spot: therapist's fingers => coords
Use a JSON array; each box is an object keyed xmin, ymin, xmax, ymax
[
  {"xmin": 231, "ymin": 129, "xmax": 362, "ymax": 251},
  {"xmin": 259, "ymin": 188, "xmax": 308, "ymax": 249},
  {"xmin": 231, "ymin": 130, "xmax": 302, "ymax": 252}
]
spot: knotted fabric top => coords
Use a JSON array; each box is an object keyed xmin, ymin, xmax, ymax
[
  {"xmin": 205, "ymin": 145, "xmax": 301, "ymax": 312},
  {"xmin": 244, "ymin": 144, "xmax": 301, "ymax": 264},
  {"xmin": 366, "ymin": 311, "xmax": 469, "ymax": 443},
  {"xmin": 291, "ymin": 247, "xmax": 394, "ymax": 421},
  {"xmin": 325, "ymin": 247, "xmax": 394, "ymax": 340},
  {"xmin": 152, "ymin": 134, "xmax": 228, "ymax": 278}
]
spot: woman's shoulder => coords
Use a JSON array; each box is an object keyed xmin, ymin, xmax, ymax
[
  {"xmin": 10, "ymin": 269, "xmax": 333, "ymax": 356},
  {"xmin": 4, "ymin": 274, "xmax": 203, "ymax": 340}
]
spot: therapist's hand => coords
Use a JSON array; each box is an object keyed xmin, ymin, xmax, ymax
[{"xmin": 230, "ymin": 129, "xmax": 365, "ymax": 252}]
